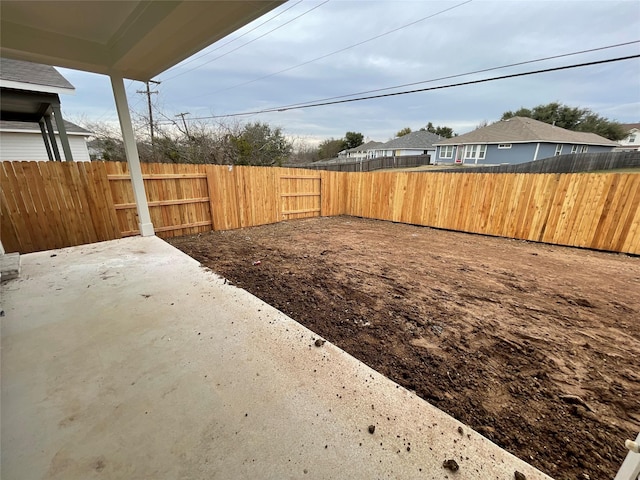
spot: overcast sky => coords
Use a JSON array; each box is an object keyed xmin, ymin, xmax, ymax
[{"xmin": 59, "ymin": 0, "xmax": 640, "ymax": 146}]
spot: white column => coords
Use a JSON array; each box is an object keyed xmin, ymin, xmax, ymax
[{"xmin": 110, "ymin": 74, "xmax": 155, "ymax": 237}]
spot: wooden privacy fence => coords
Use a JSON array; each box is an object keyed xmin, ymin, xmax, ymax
[
  {"xmin": 344, "ymin": 171, "xmax": 640, "ymax": 254},
  {"xmin": 1, "ymin": 161, "xmax": 120, "ymax": 253},
  {"xmin": 2, "ymin": 161, "xmax": 639, "ymax": 255},
  {"xmin": 103, "ymin": 163, "xmax": 340, "ymax": 239}
]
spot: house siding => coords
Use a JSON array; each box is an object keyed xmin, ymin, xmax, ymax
[
  {"xmin": 479, "ymin": 144, "xmax": 537, "ymax": 165},
  {"xmin": 375, "ymin": 148, "xmax": 434, "ymax": 158},
  {"xmin": 536, "ymin": 143, "xmax": 613, "ymax": 161},
  {"xmin": 0, "ymin": 132, "xmax": 90, "ymax": 161},
  {"xmin": 436, "ymin": 142, "xmax": 615, "ymax": 165}
]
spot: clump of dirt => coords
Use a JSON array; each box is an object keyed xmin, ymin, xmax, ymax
[{"xmin": 169, "ymin": 216, "xmax": 640, "ymax": 480}]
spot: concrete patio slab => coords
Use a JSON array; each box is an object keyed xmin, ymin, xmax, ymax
[{"xmin": 1, "ymin": 236, "xmax": 552, "ymax": 480}]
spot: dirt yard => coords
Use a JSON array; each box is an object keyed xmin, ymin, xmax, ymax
[{"xmin": 169, "ymin": 216, "xmax": 640, "ymax": 480}]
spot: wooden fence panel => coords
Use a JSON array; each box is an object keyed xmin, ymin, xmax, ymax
[
  {"xmin": 1, "ymin": 161, "xmax": 120, "ymax": 253},
  {"xmin": 206, "ymin": 165, "xmax": 241, "ymax": 230},
  {"xmin": 105, "ymin": 162, "xmax": 211, "ymax": 238},
  {"xmin": 339, "ymin": 171, "xmax": 639, "ymax": 254},
  {"xmin": 280, "ymin": 173, "xmax": 321, "ymax": 220},
  {"xmin": 319, "ymin": 170, "xmax": 347, "ymax": 216}
]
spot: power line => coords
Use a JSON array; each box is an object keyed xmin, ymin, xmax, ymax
[
  {"xmin": 161, "ymin": 0, "xmax": 331, "ymax": 82},
  {"xmin": 180, "ymin": 0, "xmax": 473, "ymax": 101},
  {"xmin": 162, "ymin": 0, "xmax": 304, "ymax": 73},
  {"xmin": 160, "ymin": 55, "xmax": 638, "ymax": 122},
  {"xmin": 275, "ymin": 40, "xmax": 640, "ymax": 109}
]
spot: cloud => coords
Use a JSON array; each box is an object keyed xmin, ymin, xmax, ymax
[{"xmin": 56, "ymin": 1, "xmax": 640, "ymax": 142}]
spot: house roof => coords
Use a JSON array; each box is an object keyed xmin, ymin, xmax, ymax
[
  {"xmin": 0, "ymin": 57, "xmax": 74, "ymax": 94},
  {"xmin": 376, "ymin": 130, "xmax": 442, "ymax": 150},
  {"xmin": 0, "ymin": 119, "xmax": 91, "ymax": 135},
  {"xmin": 0, "ymin": 1, "xmax": 284, "ymax": 82},
  {"xmin": 621, "ymin": 123, "xmax": 640, "ymax": 132},
  {"xmin": 346, "ymin": 140, "xmax": 382, "ymax": 152},
  {"xmin": 435, "ymin": 117, "xmax": 619, "ymax": 146}
]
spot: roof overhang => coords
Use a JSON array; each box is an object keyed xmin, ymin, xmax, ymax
[
  {"xmin": 0, "ymin": 78, "xmax": 74, "ymax": 96},
  {"xmin": 0, "ymin": 88, "xmax": 60, "ymax": 122},
  {"xmin": 0, "ymin": 1, "xmax": 284, "ymax": 81}
]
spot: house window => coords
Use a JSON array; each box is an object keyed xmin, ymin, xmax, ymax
[
  {"xmin": 498, "ymin": 144, "xmax": 512, "ymax": 149},
  {"xmin": 463, "ymin": 144, "xmax": 487, "ymax": 162},
  {"xmin": 555, "ymin": 144, "xmax": 563, "ymax": 156},
  {"xmin": 571, "ymin": 145, "xmax": 579, "ymax": 153},
  {"xmin": 581, "ymin": 145, "xmax": 589, "ymax": 153},
  {"xmin": 440, "ymin": 145, "xmax": 454, "ymax": 159},
  {"xmin": 629, "ymin": 134, "xmax": 637, "ymax": 143},
  {"xmin": 464, "ymin": 145, "xmax": 477, "ymax": 159}
]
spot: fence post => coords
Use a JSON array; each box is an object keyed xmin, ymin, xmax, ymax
[{"xmin": 206, "ymin": 167, "xmax": 216, "ymax": 231}]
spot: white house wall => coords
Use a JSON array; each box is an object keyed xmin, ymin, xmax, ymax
[
  {"xmin": 0, "ymin": 132, "xmax": 90, "ymax": 161},
  {"xmin": 375, "ymin": 148, "xmax": 435, "ymax": 158}
]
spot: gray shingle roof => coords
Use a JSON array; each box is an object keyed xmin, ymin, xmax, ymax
[
  {"xmin": 0, "ymin": 119, "xmax": 91, "ymax": 135},
  {"xmin": 621, "ymin": 123, "xmax": 640, "ymax": 131},
  {"xmin": 346, "ymin": 140, "xmax": 382, "ymax": 153},
  {"xmin": 0, "ymin": 57, "xmax": 74, "ymax": 90},
  {"xmin": 376, "ymin": 130, "xmax": 442, "ymax": 149},
  {"xmin": 435, "ymin": 117, "xmax": 618, "ymax": 146}
]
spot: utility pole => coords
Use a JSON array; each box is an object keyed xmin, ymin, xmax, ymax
[
  {"xmin": 137, "ymin": 80, "xmax": 160, "ymax": 145},
  {"xmin": 176, "ymin": 112, "xmax": 191, "ymax": 139}
]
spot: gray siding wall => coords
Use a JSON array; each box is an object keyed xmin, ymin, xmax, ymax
[
  {"xmin": 437, "ymin": 143, "xmax": 615, "ymax": 165},
  {"xmin": 536, "ymin": 143, "xmax": 613, "ymax": 160},
  {"xmin": 480, "ymin": 144, "xmax": 536, "ymax": 165}
]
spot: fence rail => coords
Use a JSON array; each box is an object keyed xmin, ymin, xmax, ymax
[{"xmin": 2, "ymin": 161, "xmax": 639, "ymax": 255}]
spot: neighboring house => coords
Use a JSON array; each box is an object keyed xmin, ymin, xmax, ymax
[
  {"xmin": 342, "ymin": 140, "xmax": 382, "ymax": 160},
  {"xmin": 615, "ymin": 123, "xmax": 640, "ymax": 152},
  {"xmin": 0, "ymin": 119, "xmax": 91, "ymax": 161},
  {"xmin": 0, "ymin": 57, "xmax": 81, "ymax": 161},
  {"xmin": 434, "ymin": 116, "xmax": 619, "ymax": 165},
  {"xmin": 372, "ymin": 130, "xmax": 442, "ymax": 158}
]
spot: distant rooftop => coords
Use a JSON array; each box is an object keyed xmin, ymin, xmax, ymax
[
  {"xmin": 0, "ymin": 57, "xmax": 74, "ymax": 93},
  {"xmin": 376, "ymin": 130, "xmax": 442, "ymax": 149},
  {"xmin": 435, "ymin": 117, "xmax": 618, "ymax": 146},
  {"xmin": 345, "ymin": 140, "xmax": 382, "ymax": 153}
]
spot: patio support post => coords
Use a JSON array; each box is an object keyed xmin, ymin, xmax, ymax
[
  {"xmin": 110, "ymin": 74, "xmax": 154, "ymax": 237},
  {"xmin": 43, "ymin": 114, "xmax": 62, "ymax": 162},
  {"xmin": 51, "ymin": 104, "xmax": 74, "ymax": 162},
  {"xmin": 38, "ymin": 120, "xmax": 54, "ymax": 161}
]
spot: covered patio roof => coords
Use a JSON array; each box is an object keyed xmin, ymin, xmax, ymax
[
  {"xmin": 0, "ymin": 0, "xmax": 283, "ymax": 242},
  {"xmin": 0, "ymin": 0, "xmax": 283, "ymax": 81}
]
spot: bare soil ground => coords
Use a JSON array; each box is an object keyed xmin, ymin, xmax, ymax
[{"xmin": 168, "ymin": 216, "xmax": 640, "ymax": 480}]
